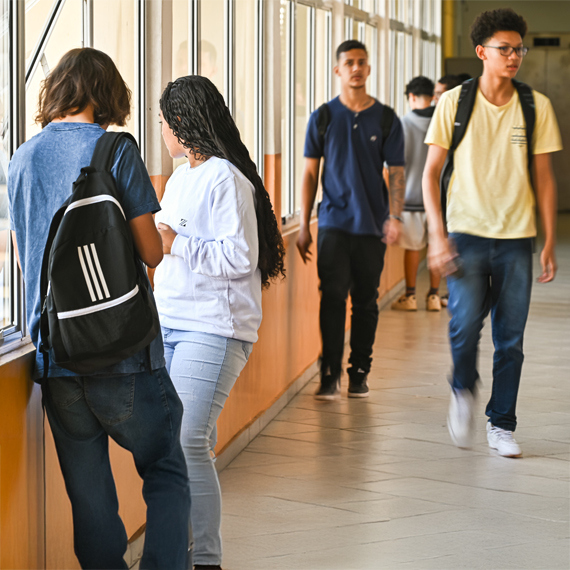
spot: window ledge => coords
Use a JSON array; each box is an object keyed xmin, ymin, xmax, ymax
[{"xmin": 0, "ymin": 336, "xmax": 35, "ymax": 368}]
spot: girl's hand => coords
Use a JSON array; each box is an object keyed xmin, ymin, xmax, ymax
[{"xmin": 157, "ymin": 223, "xmax": 178, "ymax": 255}]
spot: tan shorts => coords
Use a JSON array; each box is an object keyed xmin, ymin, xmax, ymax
[{"xmin": 399, "ymin": 211, "xmax": 428, "ymax": 251}]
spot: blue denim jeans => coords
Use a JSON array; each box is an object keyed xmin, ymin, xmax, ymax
[
  {"xmin": 43, "ymin": 367, "xmax": 191, "ymax": 570},
  {"xmin": 162, "ymin": 328, "xmax": 252, "ymax": 567},
  {"xmin": 447, "ymin": 233, "xmax": 534, "ymax": 431}
]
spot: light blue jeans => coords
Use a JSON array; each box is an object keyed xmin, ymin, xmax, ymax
[{"xmin": 162, "ymin": 328, "xmax": 252, "ymax": 567}]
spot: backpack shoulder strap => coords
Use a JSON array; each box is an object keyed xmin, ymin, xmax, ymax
[
  {"xmin": 316, "ymin": 103, "xmax": 331, "ymax": 148},
  {"xmin": 450, "ymin": 77, "xmax": 479, "ymax": 152},
  {"xmin": 380, "ymin": 104, "xmax": 395, "ymax": 148},
  {"xmin": 512, "ymin": 79, "xmax": 536, "ymax": 185},
  {"xmin": 39, "ymin": 202, "xmax": 67, "ymax": 378},
  {"xmin": 90, "ymin": 131, "xmax": 139, "ymax": 172}
]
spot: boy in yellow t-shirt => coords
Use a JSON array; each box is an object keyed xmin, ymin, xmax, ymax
[{"xmin": 423, "ymin": 8, "xmax": 562, "ymax": 457}]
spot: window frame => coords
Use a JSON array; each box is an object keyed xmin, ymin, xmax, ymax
[{"xmin": 1, "ymin": 0, "xmax": 26, "ymax": 349}]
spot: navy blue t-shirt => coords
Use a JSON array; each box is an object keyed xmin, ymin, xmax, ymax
[
  {"xmin": 8, "ymin": 122, "xmax": 165, "ymax": 380},
  {"xmin": 304, "ymin": 96, "xmax": 405, "ymax": 237}
]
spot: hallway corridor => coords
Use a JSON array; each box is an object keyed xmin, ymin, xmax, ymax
[{"xmin": 220, "ymin": 216, "xmax": 570, "ymax": 570}]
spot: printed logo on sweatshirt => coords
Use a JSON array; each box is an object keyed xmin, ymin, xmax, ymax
[
  {"xmin": 179, "ymin": 219, "xmax": 187, "ymax": 227},
  {"xmin": 511, "ymin": 125, "xmax": 527, "ymax": 147}
]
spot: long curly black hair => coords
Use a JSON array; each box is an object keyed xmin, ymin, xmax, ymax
[{"xmin": 160, "ymin": 75, "xmax": 285, "ymax": 287}]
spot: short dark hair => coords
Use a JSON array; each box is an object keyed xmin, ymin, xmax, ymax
[
  {"xmin": 405, "ymin": 76, "xmax": 435, "ymax": 97},
  {"xmin": 437, "ymin": 75, "xmax": 461, "ymax": 89},
  {"xmin": 36, "ymin": 48, "xmax": 131, "ymax": 128},
  {"xmin": 470, "ymin": 8, "xmax": 527, "ymax": 49},
  {"xmin": 336, "ymin": 40, "xmax": 368, "ymax": 61}
]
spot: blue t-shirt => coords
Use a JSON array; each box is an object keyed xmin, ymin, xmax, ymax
[
  {"xmin": 304, "ymin": 96, "xmax": 405, "ymax": 237},
  {"xmin": 8, "ymin": 122, "xmax": 165, "ymax": 380}
]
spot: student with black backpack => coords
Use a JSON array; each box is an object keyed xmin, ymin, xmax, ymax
[
  {"xmin": 423, "ymin": 9, "xmax": 562, "ymax": 457},
  {"xmin": 8, "ymin": 48, "xmax": 190, "ymax": 569},
  {"xmin": 296, "ymin": 40, "xmax": 406, "ymax": 400}
]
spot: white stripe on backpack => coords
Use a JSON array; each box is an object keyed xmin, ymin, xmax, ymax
[
  {"xmin": 58, "ymin": 285, "xmax": 139, "ymax": 320},
  {"xmin": 78, "ymin": 244, "xmax": 111, "ymax": 302},
  {"xmin": 64, "ymin": 195, "xmax": 126, "ymax": 219},
  {"xmin": 77, "ymin": 246, "xmax": 97, "ymax": 302},
  {"xmin": 90, "ymin": 244, "xmax": 111, "ymax": 299}
]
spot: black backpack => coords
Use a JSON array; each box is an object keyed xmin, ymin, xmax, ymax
[
  {"xmin": 440, "ymin": 77, "xmax": 536, "ymax": 221},
  {"xmin": 316, "ymin": 101, "xmax": 396, "ymax": 154},
  {"xmin": 39, "ymin": 132, "xmax": 160, "ymax": 379}
]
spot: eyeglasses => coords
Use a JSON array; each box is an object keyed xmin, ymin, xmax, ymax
[{"xmin": 482, "ymin": 45, "xmax": 529, "ymax": 57}]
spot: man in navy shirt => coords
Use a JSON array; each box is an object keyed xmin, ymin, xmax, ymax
[{"xmin": 297, "ymin": 40, "xmax": 405, "ymax": 400}]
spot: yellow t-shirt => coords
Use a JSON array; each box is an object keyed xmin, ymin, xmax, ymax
[{"xmin": 425, "ymin": 85, "xmax": 563, "ymax": 238}]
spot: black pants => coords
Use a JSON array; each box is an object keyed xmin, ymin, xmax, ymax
[{"xmin": 317, "ymin": 228, "xmax": 386, "ymax": 376}]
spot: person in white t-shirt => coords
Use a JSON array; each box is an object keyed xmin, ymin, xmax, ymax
[{"xmin": 155, "ymin": 75, "xmax": 285, "ymax": 570}]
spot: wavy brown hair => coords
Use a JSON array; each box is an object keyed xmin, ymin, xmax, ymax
[
  {"xmin": 160, "ymin": 75, "xmax": 286, "ymax": 288},
  {"xmin": 36, "ymin": 48, "xmax": 131, "ymax": 128}
]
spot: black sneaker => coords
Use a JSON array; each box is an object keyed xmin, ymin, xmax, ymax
[
  {"xmin": 348, "ymin": 370, "xmax": 369, "ymax": 398},
  {"xmin": 314, "ymin": 374, "xmax": 340, "ymax": 400}
]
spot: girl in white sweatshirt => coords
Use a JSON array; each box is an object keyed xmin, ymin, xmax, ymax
[{"xmin": 155, "ymin": 76, "xmax": 285, "ymax": 570}]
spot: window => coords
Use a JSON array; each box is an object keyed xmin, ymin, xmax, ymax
[
  {"xmin": 1, "ymin": 0, "xmax": 11, "ymax": 331},
  {"xmin": 172, "ymin": 0, "xmax": 189, "ymax": 80},
  {"xmin": 280, "ymin": 0, "xmax": 291, "ymax": 217},
  {"xmin": 234, "ymin": 0, "xmax": 258, "ymax": 164},
  {"xmin": 314, "ymin": 9, "xmax": 331, "ymax": 109},
  {"xmin": 282, "ymin": 1, "xmax": 332, "ymax": 222},
  {"xmin": 200, "ymin": 0, "xmax": 226, "ymax": 100},
  {"xmin": 25, "ymin": 0, "xmax": 82, "ymax": 141},
  {"xmin": 365, "ymin": 24, "xmax": 377, "ymax": 97},
  {"xmin": 94, "ymin": 0, "xmax": 137, "ymax": 137},
  {"xmin": 293, "ymin": 3, "xmax": 311, "ymax": 212}
]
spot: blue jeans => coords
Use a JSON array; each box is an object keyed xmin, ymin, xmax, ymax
[
  {"xmin": 447, "ymin": 233, "xmax": 534, "ymax": 431},
  {"xmin": 162, "ymin": 328, "xmax": 252, "ymax": 567},
  {"xmin": 43, "ymin": 367, "xmax": 190, "ymax": 570}
]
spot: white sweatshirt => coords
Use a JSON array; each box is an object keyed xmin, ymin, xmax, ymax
[{"xmin": 154, "ymin": 156, "xmax": 262, "ymax": 343}]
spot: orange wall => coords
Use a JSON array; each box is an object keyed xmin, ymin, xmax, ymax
[{"xmin": 0, "ymin": 351, "xmax": 44, "ymax": 570}]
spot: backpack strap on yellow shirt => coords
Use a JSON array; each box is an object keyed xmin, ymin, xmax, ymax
[{"xmin": 440, "ymin": 78, "xmax": 478, "ymax": 222}]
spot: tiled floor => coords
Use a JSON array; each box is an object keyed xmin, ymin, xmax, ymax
[{"xmin": 220, "ymin": 215, "xmax": 570, "ymax": 570}]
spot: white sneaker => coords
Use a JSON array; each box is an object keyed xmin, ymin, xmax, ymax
[
  {"xmin": 486, "ymin": 422, "xmax": 522, "ymax": 457},
  {"xmin": 447, "ymin": 388, "xmax": 475, "ymax": 448}
]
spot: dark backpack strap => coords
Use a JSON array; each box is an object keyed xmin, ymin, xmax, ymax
[
  {"xmin": 512, "ymin": 79, "xmax": 536, "ymax": 188},
  {"xmin": 316, "ymin": 103, "xmax": 331, "ymax": 150},
  {"xmin": 440, "ymin": 78, "xmax": 479, "ymax": 222},
  {"xmin": 380, "ymin": 105, "xmax": 395, "ymax": 150},
  {"xmin": 39, "ymin": 203, "xmax": 67, "ymax": 380},
  {"xmin": 90, "ymin": 131, "xmax": 139, "ymax": 172},
  {"xmin": 450, "ymin": 77, "xmax": 479, "ymax": 152}
]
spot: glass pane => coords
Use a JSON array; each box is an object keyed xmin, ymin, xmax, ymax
[
  {"xmin": 172, "ymin": 0, "xmax": 189, "ymax": 79},
  {"xmin": 26, "ymin": 0, "xmax": 82, "ymax": 141},
  {"xmin": 294, "ymin": 3, "xmax": 310, "ymax": 213},
  {"xmin": 280, "ymin": 0, "xmax": 290, "ymax": 216},
  {"xmin": 314, "ymin": 9, "xmax": 329, "ymax": 109},
  {"xmin": 94, "ymin": 0, "xmax": 136, "ymax": 136},
  {"xmin": 234, "ymin": 0, "xmax": 257, "ymax": 163},
  {"xmin": 172, "ymin": 0, "xmax": 189, "ymax": 172},
  {"xmin": 365, "ymin": 24, "xmax": 377, "ymax": 97},
  {"xmin": 200, "ymin": 0, "xmax": 225, "ymax": 98},
  {"xmin": 1, "ymin": 0, "xmax": 10, "ymax": 328}
]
